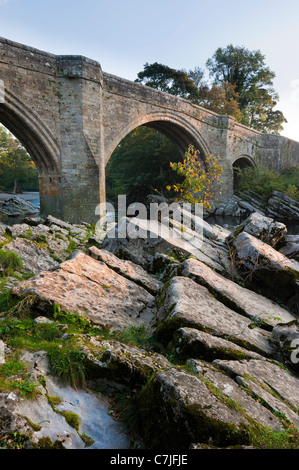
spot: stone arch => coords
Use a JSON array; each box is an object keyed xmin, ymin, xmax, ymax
[
  {"xmin": 0, "ymin": 89, "xmax": 61, "ymax": 176},
  {"xmin": 105, "ymin": 111, "xmax": 211, "ymax": 165},
  {"xmin": 232, "ymin": 155, "xmax": 256, "ymax": 192},
  {"xmin": 0, "ymin": 90, "xmax": 63, "ymax": 217}
]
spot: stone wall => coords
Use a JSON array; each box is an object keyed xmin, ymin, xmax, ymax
[{"xmin": 255, "ymin": 134, "xmax": 299, "ymax": 172}]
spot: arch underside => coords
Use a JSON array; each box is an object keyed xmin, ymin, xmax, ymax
[
  {"xmin": 233, "ymin": 155, "xmax": 256, "ymax": 169},
  {"xmin": 105, "ymin": 112, "xmax": 211, "ymax": 166},
  {"xmin": 144, "ymin": 120, "xmax": 202, "ymax": 157},
  {"xmin": 233, "ymin": 156, "xmax": 256, "ymax": 192},
  {"xmin": 0, "ymin": 90, "xmax": 61, "ymax": 177}
]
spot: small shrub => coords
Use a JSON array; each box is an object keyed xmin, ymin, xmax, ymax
[
  {"xmin": 0, "ymin": 291, "xmax": 21, "ymax": 314},
  {"xmin": 248, "ymin": 423, "xmax": 299, "ymax": 449},
  {"xmin": 0, "ymin": 250, "xmax": 23, "ymax": 273},
  {"xmin": 48, "ymin": 346, "xmax": 87, "ymax": 389},
  {"xmin": 13, "ymin": 379, "xmax": 40, "ymax": 399},
  {"xmin": 237, "ymin": 165, "xmax": 299, "ymax": 202},
  {"xmin": 0, "ymin": 431, "xmax": 30, "ymax": 449},
  {"xmin": 167, "ymin": 145, "xmax": 225, "ymax": 210}
]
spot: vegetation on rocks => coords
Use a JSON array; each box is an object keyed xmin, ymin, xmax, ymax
[
  {"xmin": 166, "ymin": 145, "xmax": 224, "ymax": 211},
  {"xmin": 0, "ymin": 250, "xmax": 23, "ymax": 274},
  {"xmin": 236, "ymin": 165, "xmax": 299, "ymax": 202},
  {"xmin": 0, "ymin": 210, "xmax": 298, "ymax": 450}
]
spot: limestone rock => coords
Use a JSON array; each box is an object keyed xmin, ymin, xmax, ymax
[
  {"xmin": 45, "ymin": 215, "xmax": 74, "ymax": 230},
  {"xmin": 4, "ymin": 237, "xmax": 58, "ymax": 274},
  {"xmin": 12, "ymin": 251, "xmax": 156, "ymax": 330},
  {"xmin": 0, "ymin": 196, "xmax": 38, "ymax": 217},
  {"xmin": 279, "ymin": 235, "xmax": 299, "ymax": 261},
  {"xmin": 102, "ymin": 216, "xmax": 231, "ymax": 275},
  {"xmin": 28, "ymin": 224, "xmax": 50, "ymax": 240},
  {"xmin": 138, "ymin": 367, "xmax": 250, "ymax": 448},
  {"xmin": 173, "ymin": 327, "xmax": 264, "ymax": 361},
  {"xmin": 0, "ymin": 222, "xmax": 8, "ymax": 236},
  {"xmin": 235, "ymin": 375, "xmax": 299, "ymax": 430},
  {"xmin": 6, "ymin": 223, "xmax": 31, "ymax": 238},
  {"xmin": 88, "ymin": 246, "xmax": 163, "ymax": 295},
  {"xmin": 214, "ymin": 359, "xmax": 299, "ymax": 411},
  {"xmin": 0, "ymin": 393, "xmax": 32, "ymax": 444},
  {"xmin": 0, "ymin": 340, "xmax": 5, "ymax": 364},
  {"xmin": 23, "ymin": 216, "xmax": 46, "ymax": 226},
  {"xmin": 267, "ymin": 191, "xmax": 299, "ymax": 221},
  {"xmin": 44, "ymin": 234, "xmax": 70, "ymax": 261},
  {"xmin": 271, "ymin": 320, "xmax": 299, "ymax": 373},
  {"xmin": 233, "ymin": 231, "xmax": 299, "ymax": 309},
  {"xmin": 154, "ymin": 276, "xmax": 274, "ymax": 357},
  {"xmin": 80, "ymin": 336, "xmax": 171, "ymax": 386},
  {"xmin": 181, "ymin": 257, "xmax": 295, "ymax": 327},
  {"xmin": 187, "ymin": 359, "xmax": 284, "ymax": 431},
  {"xmin": 101, "ymin": 216, "xmax": 202, "ymax": 270},
  {"xmin": 6, "ymin": 350, "xmax": 130, "ymax": 449},
  {"xmin": 235, "ymin": 212, "xmax": 287, "ymax": 248}
]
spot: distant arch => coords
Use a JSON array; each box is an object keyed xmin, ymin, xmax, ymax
[{"xmin": 232, "ymin": 155, "xmax": 256, "ymax": 192}]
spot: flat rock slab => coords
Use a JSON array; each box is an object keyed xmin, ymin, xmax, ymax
[
  {"xmin": 138, "ymin": 367, "xmax": 250, "ymax": 448},
  {"xmin": 45, "ymin": 376, "xmax": 130, "ymax": 449},
  {"xmin": 6, "ymin": 223, "xmax": 32, "ymax": 238},
  {"xmin": 4, "ymin": 237, "xmax": 58, "ymax": 274},
  {"xmin": 88, "ymin": 246, "xmax": 163, "ymax": 295},
  {"xmin": 187, "ymin": 359, "xmax": 283, "ymax": 431},
  {"xmin": 12, "ymin": 251, "xmax": 155, "ymax": 330},
  {"xmin": 80, "ymin": 336, "xmax": 171, "ymax": 386},
  {"xmin": 15, "ymin": 350, "xmax": 130, "ymax": 449},
  {"xmin": 271, "ymin": 320, "xmax": 299, "ymax": 373},
  {"xmin": 235, "ymin": 374, "xmax": 299, "ymax": 430},
  {"xmin": 154, "ymin": 276, "xmax": 274, "ymax": 357},
  {"xmin": 181, "ymin": 257, "xmax": 295, "ymax": 327},
  {"xmin": 166, "ymin": 216, "xmax": 232, "ymax": 274},
  {"xmin": 102, "ymin": 217, "xmax": 230, "ymax": 274},
  {"xmin": 173, "ymin": 327, "xmax": 264, "ymax": 361},
  {"xmin": 214, "ymin": 359, "xmax": 299, "ymax": 411}
]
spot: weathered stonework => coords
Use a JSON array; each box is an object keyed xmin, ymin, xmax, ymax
[{"xmin": 0, "ymin": 37, "xmax": 298, "ymax": 223}]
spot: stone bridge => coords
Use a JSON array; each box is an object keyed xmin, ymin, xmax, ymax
[{"xmin": 0, "ymin": 37, "xmax": 298, "ymax": 223}]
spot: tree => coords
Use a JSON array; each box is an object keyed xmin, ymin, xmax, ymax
[
  {"xmin": 135, "ymin": 62, "xmax": 200, "ymax": 103},
  {"xmin": 166, "ymin": 145, "xmax": 224, "ymax": 211},
  {"xmin": 136, "ymin": 62, "xmax": 243, "ymax": 122},
  {"xmin": 200, "ymin": 82, "xmax": 243, "ymax": 122},
  {"xmin": 206, "ymin": 45, "xmax": 287, "ymax": 133},
  {"xmin": 0, "ymin": 126, "xmax": 38, "ymax": 192},
  {"xmin": 137, "ymin": 46, "xmax": 287, "ymax": 134}
]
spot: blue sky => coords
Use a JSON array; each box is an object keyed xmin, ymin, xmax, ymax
[{"xmin": 0, "ymin": 0, "xmax": 299, "ymax": 141}]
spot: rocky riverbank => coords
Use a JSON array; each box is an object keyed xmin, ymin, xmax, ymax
[
  {"xmin": 204, "ymin": 189, "xmax": 299, "ymax": 221},
  {"xmin": 0, "ymin": 207, "xmax": 298, "ymax": 450}
]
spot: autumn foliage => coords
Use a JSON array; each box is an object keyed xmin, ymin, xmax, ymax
[{"xmin": 167, "ymin": 145, "xmax": 224, "ymax": 210}]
